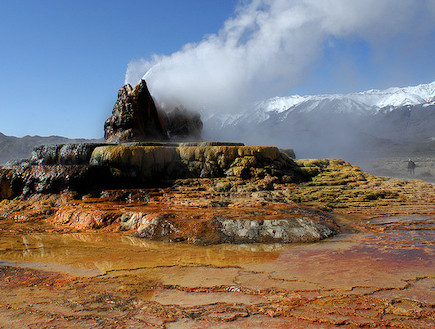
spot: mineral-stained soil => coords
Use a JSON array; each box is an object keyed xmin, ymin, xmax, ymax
[{"xmin": 0, "ymin": 159, "xmax": 434, "ymax": 328}]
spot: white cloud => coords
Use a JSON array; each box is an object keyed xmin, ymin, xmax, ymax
[{"xmin": 125, "ymin": 0, "xmax": 435, "ymax": 115}]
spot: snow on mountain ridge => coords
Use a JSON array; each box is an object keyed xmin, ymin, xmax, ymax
[
  {"xmin": 256, "ymin": 81, "xmax": 435, "ymax": 114},
  {"xmin": 203, "ymin": 81, "xmax": 435, "ymax": 128}
]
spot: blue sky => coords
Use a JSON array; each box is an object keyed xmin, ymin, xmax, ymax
[
  {"xmin": 0, "ymin": 1, "xmax": 236, "ymax": 138},
  {"xmin": 1, "ymin": 0, "xmax": 435, "ymax": 138}
]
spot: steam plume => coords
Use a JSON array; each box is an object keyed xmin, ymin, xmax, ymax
[{"xmin": 125, "ymin": 0, "xmax": 435, "ymax": 115}]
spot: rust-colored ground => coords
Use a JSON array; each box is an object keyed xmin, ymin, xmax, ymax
[{"xmin": 0, "ymin": 160, "xmax": 434, "ymax": 328}]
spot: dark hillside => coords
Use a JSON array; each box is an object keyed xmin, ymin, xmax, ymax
[{"xmin": 0, "ymin": 132, "xmax": 102, "ymax": 165}]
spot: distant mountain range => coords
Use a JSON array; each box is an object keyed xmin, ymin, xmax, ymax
[
  {"xmin": 0, "ymin": 133, "xmax": 101, "ymax": 165},
  {"xmin": 203, "ymin": 81, "xmax": 435, "ymax": 159},
  {"xmin": 2, "ymin": 81, "xmax": 434, "ymax": 165}
]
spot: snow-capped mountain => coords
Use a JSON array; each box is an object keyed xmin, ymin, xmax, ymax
[
  {"xmin": 203, "ymin": 81, "xmax": 435, "ymax": 159},
  {"xmin": 256, "ymin": 80, "xmax": 435, "ymax": 113}
]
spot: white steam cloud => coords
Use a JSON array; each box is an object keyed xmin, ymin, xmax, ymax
[{"xmin": 125, "ymin": 0, "xmax": 435, "ymax": 114}]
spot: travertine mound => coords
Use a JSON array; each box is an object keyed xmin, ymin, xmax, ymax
[
  {"xmin": 90, "ymin": 145, "xmax": 305, "ymax": 181},
  {"xmin": 22, "ymin": 142, "xmax": 244, "ymax": 166},
  {"xmin": 0, "ymin": 143, "xmax": 305, "ymax": 199}
]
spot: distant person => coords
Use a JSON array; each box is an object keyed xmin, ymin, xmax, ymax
[{"xmin": 408, "ymin": 159, "xmax": 416, "ymax": 175}]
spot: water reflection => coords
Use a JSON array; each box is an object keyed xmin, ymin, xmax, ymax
[
  {"xmin": 0, "ymin": 215, "xmax": 433, "ymax": 291},
  {"xmin": 0, "ymin": 232, "xmax": 288, "ymax": 275}
]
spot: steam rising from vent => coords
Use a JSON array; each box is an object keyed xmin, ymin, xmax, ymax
[{"xmin": 125, "ymin": 0, "xmax": 435, "ymax": 115}]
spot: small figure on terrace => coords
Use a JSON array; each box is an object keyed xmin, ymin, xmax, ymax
[{"xmin": 407, "ymin": 159, "xmax": 416, "ymax": 175}]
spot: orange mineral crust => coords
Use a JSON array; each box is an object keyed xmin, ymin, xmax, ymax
[{"xmin": 0, "ymin": 158, "xmax": 434, "ymax": 328}]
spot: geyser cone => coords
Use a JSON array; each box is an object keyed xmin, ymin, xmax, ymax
[{"xmin": 104, "ymin": 79, "xmax": 168, "ymax": 143}]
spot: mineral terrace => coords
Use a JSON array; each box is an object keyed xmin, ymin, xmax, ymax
[{"xmin": 0, "ymin": 80, "xmax": 433, "ymax": 328}]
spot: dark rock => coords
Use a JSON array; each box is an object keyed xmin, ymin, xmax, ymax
[
  {"xmin": 0, "ymin": 178, "xmax": 13, "ymax": 199},
  {"xmin": 279, "ymin": 148, "xmax": 296, "ymax": 159},
  {"xmin": 104, "ymin": 80, "xmax": 168, "ymax": 142},
  {"xmin": 0, "ymin": 165, "xmax": 115, "ymax": 199},
  {"xmin": 30, "ymin": 143, "xmax": 110, "ymax": 165},
  {"xmin": 104, "ymin": 80, "xmax": 203, "ymax": 143},
  {"xmin": 100, "ymin": 189, "xmax": 150, "ymax": 203},
  {"xmin": 164, "ymin": 106, "xmax": 203, "ymax": 140}
]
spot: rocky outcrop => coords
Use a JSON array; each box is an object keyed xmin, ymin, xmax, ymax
[
  {"xmin": 279, "ymin": 148, "xmax": 296, "ymax": 159},
  {"xmin": 104, "ymin": 80, "xmax": 203, "ymax": 142},
  {"xmin": 132, "ymin": 216, "xmax": 337, "ymax": 244},
  {"xmin": 217, "ymin": 217, "xmax": 335, "ymax": 243},
  {"xmin": 164, "ymin": 106, "xmax": 203, "ymax": 140},
  {"xmin": 51, "ymin": 192, "xmax": 338, "ymax": 245},
  {"xmin": 104, "ymin": 80, "xmax": 167, "ymax": 142},
  {"xmin": 29, "ymin": 143, "xmax": 109, "ymax": 165},
  {"xmin": 0, "ymin": 165, "xmax": 114, "ymax": 198}
]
